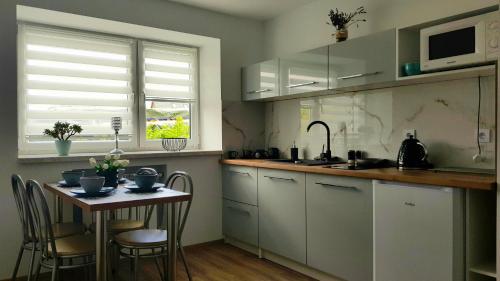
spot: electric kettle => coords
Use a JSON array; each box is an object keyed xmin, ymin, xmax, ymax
[{"xmin": 397, "ymin": 135, "xmax": 432, "ymax": 170}]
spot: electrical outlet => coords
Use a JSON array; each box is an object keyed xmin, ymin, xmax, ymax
[
  {"xmin": 478, "ymin": 128, "xmax": 490, "ymax": 143},
  {"xmin": 404, "ymin": 129, "xmax": 416, "ymax": 138}
]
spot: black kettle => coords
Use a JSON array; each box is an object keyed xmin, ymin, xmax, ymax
[{"xmin": 397, "ymin": 135, "xmax": 431, "ymax": 170}]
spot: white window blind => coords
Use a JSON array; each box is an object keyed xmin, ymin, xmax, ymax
[
  {"xmin": 18, "ymin": 24, "xmax": 135, "ymax": 151},
  {"xmin": 141, "ymin": 42, "xmax": 198, "ymax": 101}
]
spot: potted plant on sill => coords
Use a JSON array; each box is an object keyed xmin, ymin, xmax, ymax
[
  {"xmin": 43, "ymin": 121, "xmax": 83, "ymax": 156},
  {"xmin": 89, "ymin": 154, "xmax": 130, "ymax": 188},
  {"xmin": 327, "ymin": 6, "xmax": 367, "ymax": 42}
]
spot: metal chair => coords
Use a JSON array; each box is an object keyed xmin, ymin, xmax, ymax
[
  {"xmin": 114, "ymin": 171, "xmax": 194, "ymax": 281},
  {"xmin": 11, "ymin": 175, "xmax": 87, "ymax": 281},
  {"xmin": 25, "ymin": 180, "xmax": 96, "ymax": 281}
]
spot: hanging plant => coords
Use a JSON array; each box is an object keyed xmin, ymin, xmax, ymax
[{"xmin": 327, "ymin": 7, "xmax": 367, "ymax": 42}]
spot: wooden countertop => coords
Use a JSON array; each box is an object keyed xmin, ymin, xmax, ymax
[{"xmin": 220, "ymin": 159, "xmax": 496, "ymax": 191}]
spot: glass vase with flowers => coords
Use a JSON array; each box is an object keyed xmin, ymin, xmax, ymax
[{"xmin": 89, "ymin": 154, "xmax": 129, "ymax": 188}]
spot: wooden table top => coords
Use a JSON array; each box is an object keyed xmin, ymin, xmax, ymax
[
  {"xmin": 44, "ymin": 183, "xmax": 192, "ymax": 212},
  {"xmin": 220, "ymin": 159, "xmax": 496, "ymax": 191}
]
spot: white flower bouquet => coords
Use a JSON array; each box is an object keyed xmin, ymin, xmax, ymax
[{"xmin": 89, "ymin": 154, "xmax": 130, "ymax": 173}]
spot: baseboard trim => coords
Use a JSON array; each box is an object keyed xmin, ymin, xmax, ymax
[{"xmin": 224, "ymin": 236, "xmax": 343, "ymax": 281}]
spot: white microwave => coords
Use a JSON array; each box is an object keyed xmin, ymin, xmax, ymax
[{"xmin": 420, "ymin": 12, "xmax": 499, "ymax": 71}]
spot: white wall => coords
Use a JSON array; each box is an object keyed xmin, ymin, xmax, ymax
[
  {"xmin": 263, "ymin": 0, "xmax": 498, "ymax": 58},
  {"xmin": 0, "ymin": 0, "xmax": 266, "ymax": 279}
]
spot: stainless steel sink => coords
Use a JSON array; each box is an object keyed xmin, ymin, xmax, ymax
[{"xmin": 266, "ymin": 158, "xmax": 345, "ymax": 166}]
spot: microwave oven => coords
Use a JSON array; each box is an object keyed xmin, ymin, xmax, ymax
[{"xmin": 420, "ymin": 12, "xmax": 499, "ymax": 71}]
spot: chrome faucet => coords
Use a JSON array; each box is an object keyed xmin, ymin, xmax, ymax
[{"xmin": 306, "ymin": 121, "xmax": 332, "ymax": 161}]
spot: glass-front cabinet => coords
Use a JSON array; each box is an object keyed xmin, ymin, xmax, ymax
[{"xmin": 242, "ymin": 59, "xmax": 279, "ymax": 101}]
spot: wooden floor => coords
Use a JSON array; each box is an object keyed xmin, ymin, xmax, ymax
[{"xmin": 36, "ymin": 241, "xmax": 316, "ymax": 281}]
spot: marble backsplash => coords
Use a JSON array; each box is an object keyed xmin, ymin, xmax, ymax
[{"xmin": 265, "ymin": 76, "xmax": 496, "ymax": 169}]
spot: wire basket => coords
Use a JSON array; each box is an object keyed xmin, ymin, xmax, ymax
[{"xmin": 162, "ymin": 138, "xmax": 187, "ymax": 151}]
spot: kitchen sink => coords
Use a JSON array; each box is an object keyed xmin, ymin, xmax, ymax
[{"xmin": 266, "ymin": 157, "xmax": 345, "ymax": 166}]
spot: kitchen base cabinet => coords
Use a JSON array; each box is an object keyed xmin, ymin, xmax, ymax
[
  {"xmin": 222, "ymin": 165, "xmax": 258, "ymax": 205},
  {"xmin": 374, "ymin": 181, "xmax": 464, "ymax": 281},
  {"xmin": 306, "ymin": 174, "xmax": 373, "ymax": 281},
  {"xmin": 222, "ymin": 199, "xmax": 258, "ymax": 246},
  {"xmin": 258, "ymin": 169, "xmax": 306, "ymax": 264}
]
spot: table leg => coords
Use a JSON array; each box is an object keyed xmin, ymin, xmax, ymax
[
  {"xmin": 54, "ymin": 195, "xmax": 63, "ymax": 223},
  {"xmin": 167, "ymin": 202, "xmax": 177, "ymax": 281},
  {"xmin": 96, "ymin": 210, "xmax": 108, "ymax": 281}
]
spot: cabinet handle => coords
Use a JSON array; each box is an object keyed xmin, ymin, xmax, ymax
[
  {"xmin": 315, "ymin": 182, "xmax": 358, "ymax": 190},
  {"xmin": 248, "ymin": 89, "xmax": 272, "ymax": 94},
  {"xmin": 264, "ymin": 175, "xmax": 295, "ymax": 182},
  {"xmin": 229, "ymin": 170, "xmax": 250, "ymax": 176},
  {"xmin": 337, "ymin": 71, "xmax": 382, "ymax": 80},
  {"xmin": 404, "ymin": 202, "xmax": 416, "ymax": 207},
  {"xmin": 226, "ymin": 206, "xmax": 251, "ymax": 215},
  {"xmin": 285, "ymin": 81, "xmax": 318, "ymax": 88}
]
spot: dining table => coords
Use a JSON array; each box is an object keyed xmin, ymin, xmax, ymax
[{"xmin": 43, "ymin": 182, "xmax": 192, "ymax": 281}]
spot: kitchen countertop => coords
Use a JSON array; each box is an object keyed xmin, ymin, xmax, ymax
[{"xmin": 220, "ymin": 159, "xmax": 496, "ymax": 191}]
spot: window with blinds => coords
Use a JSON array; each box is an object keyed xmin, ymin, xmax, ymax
[
  {"xmin": 140, "ymin": 42, "xmax": 198, "ymax": 144},
  {"xmin": 18, "ymin": 25, "xmax": 136, "ymax": 152}
]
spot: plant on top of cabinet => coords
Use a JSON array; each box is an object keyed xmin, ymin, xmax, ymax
[
  {"xmin": 43, "ymin": 121, "xmax": 83, "ymax": 156},
  {"xmin": 328, "ymin": 7, "xmax": 367, "ymax": 42}
]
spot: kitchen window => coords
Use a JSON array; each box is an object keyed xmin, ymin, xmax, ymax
[{"xmin": 18, "ymin": 24, "xmax": 199, "ymax": 154}]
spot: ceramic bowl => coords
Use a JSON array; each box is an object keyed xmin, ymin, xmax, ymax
[
  {"xmin": 79, "ymin": 176, "xmax": 105, "ymax": 194},
  {"xmin": 134, "ymin": 174, "xmax": 158, "ymax": 190},
  {"xmin": 403, "ymin": 62, "xmax": 421, "ymax": 76},
  {"xmin": 62, "ymin": 170, "xmax": 84, "ymax": 186}
]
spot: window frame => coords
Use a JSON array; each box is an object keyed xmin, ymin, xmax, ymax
[
  {"xmin": 17, "ymin": 23, "xmax": 200, "ymax": 155},
  {"xmin": 137, "ymin": 40, "xmax": 200, "ymax": 151}
]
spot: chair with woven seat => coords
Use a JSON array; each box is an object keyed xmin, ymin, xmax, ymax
[
  {"xmin": 11, "ymin": 175, "xmax": 86, "ymax": 281},
  {"xmin": 114, "ymin": 171, "xmax": 194, "ymax": 281},
  {"xmin": 25, "ymin": 180, "xmax": 96, "ymax": 281}
]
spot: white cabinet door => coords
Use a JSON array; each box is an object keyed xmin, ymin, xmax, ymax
[
  {"xmin": 258, "ymin": 169, "xmax": 306, "ymax": 264},
  {"xmin": 280, "ymin": 46, "xmax": 328, "ymax": 96},
  {"xmin": 306, "ymin": 174, "xmax": 373, "ymax": 281},
  {"xmin": 222, "ymin": 165, "xmax": 258, "ymax": 206},
  {"xmin": 329, "ymin": 29, "xmax": 396, "ymax": 89},
  {"xmin": 242, "ymin": 59, "xmax": 279, "ymax": 101},
  {"xmin": 374, "ymin": 181, "xmax": 464, "ymax": 281},
  {"xmin": 222, "ymin": 199, "xmax": 258, "ymax": 246}
]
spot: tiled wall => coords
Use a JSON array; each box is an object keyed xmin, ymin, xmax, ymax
[{"xmin": 265, "ymin": 76, "xmax": 496, "ymax": 169}]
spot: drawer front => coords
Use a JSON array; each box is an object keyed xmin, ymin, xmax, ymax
[
  {"xmin": 280, "ymin": 46, "xmax": 328, "ymax": 96},
  {"xmin": 329, "ymin": 29, "xmax": 396, "ymax": 89},
  {"xmin": 222, "ymin": 165, "xmax": 258, "ymax": 205},
  {"xmin": 306, "ymin": 174, "xmax": 373, "ymax": 281},
  {"xmin": 258, "ymin": 169, "xmax": 306, "ymax": 264},
  {"xmin": 242, "ymin": 59, "xmax": 279, "ymax": 101},
  {"xmin": 222, "ymin": 199, "xmax": 258, "ymax": 246}
]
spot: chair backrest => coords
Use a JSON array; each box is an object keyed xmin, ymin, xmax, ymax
[
  {"xmin": 25, "ymin": 180, "xmax": 57, "ymax": 260},
  {"xmin": 11, "ymin": 174, "xmax": 31, "ymax": 243},
  {"xmin": 165, "ymin": 171, "xmax": 194, "ymax": 240}
]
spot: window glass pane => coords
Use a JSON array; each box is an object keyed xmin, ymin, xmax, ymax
[{"xmin": 145, "ymin": 101, "xmax": 191, "ymax": 139}]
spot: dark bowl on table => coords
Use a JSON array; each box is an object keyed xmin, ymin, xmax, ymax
[
  {"xmin": 62, "ymin": 170, "xmax": 84, "ymax": 186},
  {"xmin": 80, "ymin": 176, "xmax": 105, "ymax": 194},
  {"xmin": 134, "ymin": 174, "xmax": 158, "ymax": 190}
]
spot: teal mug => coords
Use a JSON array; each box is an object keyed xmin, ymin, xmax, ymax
[{"xmin": 403, "ymin": 62, "xmax": 421, "ymax": 76}]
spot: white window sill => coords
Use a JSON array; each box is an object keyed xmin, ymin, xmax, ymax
[{"xmin": 18, "ymin": 149, "xmax": 223, "ymax": 164}]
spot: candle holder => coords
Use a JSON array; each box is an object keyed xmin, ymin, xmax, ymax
[{"xmin": 110, "ymin": 117, "xmax": 124, "ymax": 155}]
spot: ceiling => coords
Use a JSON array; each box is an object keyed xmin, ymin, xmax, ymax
[{"xmin": 168, "ymin": 0, "xmax": 316, "ymax": 20}]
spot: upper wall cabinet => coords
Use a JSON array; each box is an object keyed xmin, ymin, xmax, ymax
[
  {"xmin": 242, "ymin": 59, "xmax": 279, "ymax": 101},
  {"xmin": 329, "ymin": 29, "xmax": 397, "ymax": 89},
  {"xmin": 280, "ymin": 46, "xmax": 329, "ymax": 96}
]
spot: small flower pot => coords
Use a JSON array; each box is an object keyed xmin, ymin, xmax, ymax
[
  {"xmin": 55, "ymin": 140, "xmax": 72, "ymax": 156},
  {"xmin": 335, "ymin": 28, "xmax": 348, "ymax": 42}
]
